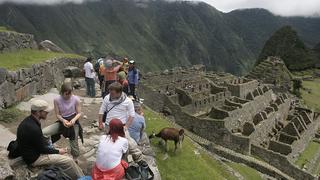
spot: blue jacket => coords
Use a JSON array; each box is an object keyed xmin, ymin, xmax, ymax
[{"xmin": 128, "ymin": 68, "xmax": 139, "ymax": 85}]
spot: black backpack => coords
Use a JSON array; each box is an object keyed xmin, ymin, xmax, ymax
[
  {"xmin": 126, "ymin": 161, "xmax": 154, "ymax": 180},
  {"xmin": 37, "ymin": 166, "xmax": 71, "ymax": 180},
  {"xmin": 7, "ymin": 140, "xmax": 21, "ymax": 159}
]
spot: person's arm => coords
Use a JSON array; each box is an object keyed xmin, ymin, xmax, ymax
[
  {"xmin": 98, "ymin": 98, "xmax": 108, "ymax": 129},
  {"xmin": 140, "ymin": 123, "xmax": 145, "ymax": 141},
  {"xmin": 125, "ymin": 100, "xmax": 135, "ymax": 128},
  {"xmin": 32, "ymin": 127, "xmax": 59, "ymax": 154},
  {"xmin": 114, "ymin": 64, "xmax": 122, "ymax": 72},
  {"xmin": 90, "ymin": 63, "xmax": 94, "ymax": 73},
  {"xmin": 54, "ymin": 99, "xmax": 69, "ymax": 127},
  {"xmin": 70, "ymin": 98, "xmax": 82, "ymax": 125}
]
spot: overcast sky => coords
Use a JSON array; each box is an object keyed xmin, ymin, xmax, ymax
[
  {"xmin": 196, "ymin": 0, "xmax": 320, "ymax": 17},
  {"xmin": 0, "ymin": 0, "xmax": 319, "ymax": 17}
]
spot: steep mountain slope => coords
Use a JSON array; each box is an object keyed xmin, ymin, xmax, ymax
[
  {"xmin": 257, "ymin": 26, "xmax": 318, "ymax": 70},
  {"xmin": 0, "ymin": 1, "xmax": 320, "ymax": 74},
  {"xmin": 0, "ymin": 0, "xmax": 254, "ymax": 74}
]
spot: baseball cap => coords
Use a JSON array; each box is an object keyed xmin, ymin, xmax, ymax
[
  {"xmin": 31, "ymin": 99, "xmax": 52, "ymax": 112},
  {"xmin": 129, "ymin": 60, "xmax": 135, "ymax": 64}
]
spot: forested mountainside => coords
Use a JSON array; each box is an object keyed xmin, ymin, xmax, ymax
[{"xmin": 0, "ymin": 0, "xmax": 320, "ymax": 74}]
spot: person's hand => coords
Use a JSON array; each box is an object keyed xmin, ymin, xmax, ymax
[
  {"xmin": 98, "ymin": 122, "xmax": 104, "ymax": 130},
  {"xmin": 58, "ymin": 148, "xmax": 67, "ymax": 155},
  {"xmin": 63, "ymin": 120, "xmax": 70, "ymax": 128},
  {"xmin": 124, "ymin": 125, "xmax": 128, "ymax": 130}
]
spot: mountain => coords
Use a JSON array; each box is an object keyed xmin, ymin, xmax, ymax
[
  {"xmin": 0, "ymin": 0, "xmax": 320, "ymax": 74},
  {"xmin": 257, "ymin": 26, "xmax": 318, "ymax": 70}
]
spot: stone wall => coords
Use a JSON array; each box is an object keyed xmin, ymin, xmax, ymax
[
  {"xmin": 0, "ymin": 58, "xmax": 85, "ymax": 109},
  {"xmin": 251, "ymin": 144, "xmax": 316, "ymax": 180},
  {"xmin": 0, "ymin": 32, "xmax": 37, "ymax": 53}
]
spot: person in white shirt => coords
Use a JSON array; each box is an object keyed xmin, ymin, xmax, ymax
[
  {"xmin": 98, "ymin": 82, "xmax": 135, "ymax": 129},
  {"xmin": 83, "ymin": 57, "xmax": 96, "ymax": 97},
  {"xmin": 98, "ymin": 82, "xmax": 144, "ymax": 164},
  {"xmin": 92, "ymin": 119, "xmax": 128, "ymax": 180}
]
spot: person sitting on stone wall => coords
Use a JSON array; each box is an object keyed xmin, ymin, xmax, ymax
[
  {"xmin": 42, "ymin": 83, "xmax": 84, "ymax": 162},
  {"xmin": 98, "ymin": 82, "xmax": 144, "ymax": 163},
  {"xmin": 128, "ymin": 101, "xmax": 146, "ymax": 143},
  {"xmin": 16, "ymin": 99, "xmax": 84, "ymax": 179},
  {"xmin": 92, "ymin": 118, "xmax": 129, "ymax": 180}
]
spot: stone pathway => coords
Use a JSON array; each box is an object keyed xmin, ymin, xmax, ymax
[{"xmin": 0, "ymin": 124, "xmax": 16, "ymax": 148}]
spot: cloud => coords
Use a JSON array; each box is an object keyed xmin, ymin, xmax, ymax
[
  {"xmin": 198, "ymin": 0, "xmax": 320, "ymax": 17},
  {"xmin": 0, "ymin": 0, "xmax": 97, "ymax": 5}
]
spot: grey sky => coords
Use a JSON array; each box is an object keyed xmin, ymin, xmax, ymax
[
  {"xmin": 0, "ymin": 0, "xmax": 319, "ymax": 17},
  {"xmin": 197, "ymin": 0, "xmax": 320, "ymax": 17}
]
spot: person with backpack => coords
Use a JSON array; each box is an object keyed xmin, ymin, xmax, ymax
[
  {"xmin": 92, "ymin": 119, "xmax": 129, "ymax": 180},
  {"xmin": 15, "ymin": 99, "xmax": 84, "ymax": 179},
  {"xmin": 128, "ymin": 60, "xmax": 139, "ymax": 99},
  {"xmin": 83, "ymin": 57, "xmax": 96, "ymax": 97}
]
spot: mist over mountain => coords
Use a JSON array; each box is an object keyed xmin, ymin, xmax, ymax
[{"xmin": 0, "ymin": 0, "xmax": 320, "ymax": 74}]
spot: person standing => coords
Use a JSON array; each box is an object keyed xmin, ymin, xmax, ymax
[
  {"xmin": 102, "ymin": 59, "xmax": 122, "ymax": 98},
  {"xmin": 92, "ymin": 119, "xmax": 128, "ymax": 180},
  {"xmin": 128, "ymin": 60, "xmax": 139, "ymax": 99},
  {"xmin": 42, "ymin": 83, "xmax": 83, "ymax": 162},
  {"xmin": 16, "ymin": 99, "xmax": 84, "ymax": 179},
  {"xmin": 84, "ymin": 57, "xmax": 96, "ymax": 97},
  {"xmin": 118, "ymin": 67, "xmax": 129, "ymax": 94}
]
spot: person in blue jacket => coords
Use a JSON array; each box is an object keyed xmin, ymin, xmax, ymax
[{"xmin": 127, "ymin": 60, "xmax": 139, "ymax": 99}]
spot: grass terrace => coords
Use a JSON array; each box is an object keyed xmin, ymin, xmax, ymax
[
  {"xmin": 0, "ymin": 26, "xmax": 13, "ymax": 32},
  {"xmin": 144, "ymin": 109, "xmax": 263, "ymax": 180},
  {"xmin": 0, "ymin": 49, "xmax": 83, "ymax": 70},
  {"xmin": 301, "ymin": 78, "xmax": 320, "ymax": 111}
]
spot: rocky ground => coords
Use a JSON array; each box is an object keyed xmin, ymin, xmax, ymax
[{"xmin": 0, "ymin": 86, "xmax": 160, "ymax": 179}]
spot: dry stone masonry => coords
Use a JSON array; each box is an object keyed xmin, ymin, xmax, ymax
[
  {"xmin": 140, "ymin": 59, "xmax": 319, "ymax": 180},
  {"xmin": 0, "ymin": 31, "xmax": 37, "ymax": 53}
]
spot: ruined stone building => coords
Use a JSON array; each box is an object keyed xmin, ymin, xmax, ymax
[{"xmin": 140, "ymin": 59, "xmax": 320, "ymax": 179}]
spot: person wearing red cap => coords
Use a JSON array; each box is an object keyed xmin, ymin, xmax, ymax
[{"xmin": 92, "ymin": 119, "xmax": 129, "ymax": 180}]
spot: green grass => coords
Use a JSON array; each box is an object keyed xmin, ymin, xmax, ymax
[
  {"xmin": 0, "ymin": 26, "xmax": 12, "ymax": 32},
  {"xmin": 227, "ymin": 162, "xmax": 263, "ymax": 180},
  {"xmin": 0, "ymin": 49, "xmax": 83, "ymax": 70},
  {"xmin": 144, "ymin": 109, "xmax": 260, "ymax": 180},
  {"xmin": 0, "ymin": 107, "xmax": 23, "ymax": 123},
  {"xmin": 295, "ymin": 141, "xmax": 320, "ymax": 168},
  {"xmin": 301, "ymin": 78, "xmax": 320, "ymax": 111}
]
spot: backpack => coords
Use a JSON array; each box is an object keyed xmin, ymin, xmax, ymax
[
  {"xmin": 94, "ymin": 61, "xmax": 101, "ymax": 74},
  {"xmin": 37, "ymin": 166, "xmax": 71, "ymax": 180},
  {"xmin": 125, "ymin": 161, "xmax": 154, "ymax": 180},
  {"xmin": 7, "ymin": 140, "xmax": 21, "ymax": 159}
]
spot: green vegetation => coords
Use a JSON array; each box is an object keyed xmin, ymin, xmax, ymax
[
  {"xmin": 0, "ymin": 107, "xmax": 23, "ymax": 123},
  {"xmin": 295, "ymin": 141, "xmax": 320, "ymax": 168},
  {"xmin": 0, "ymin": 49, "xmax": 83, "ymax": 70},
  {"xmin": 0, "ymin": 26, "xmax": 10, "ymax": 32},
  {"xmin": 144, "ymin": 109, "xmax": 261, "ymax": 180},
  {"xmin": 257, "ymin": 26, "xmax": 318, "ymax": 70},
  {"xmin": 227, "ymin": 162, "xmax": 263, "ymax": 180},
  {"xmin": 301, "ymin": 78, "xmax": 320, "ymax": 111}
]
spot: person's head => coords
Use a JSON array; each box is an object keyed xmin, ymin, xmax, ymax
[
  {"xmin": 123, "ymin": 57, "xmax": 128, "ymax": 63},
  {"xmin": 31, "ymin": 99, "xmax": 52, "ymax": 121},
  {"xmin": 60, "ymin": 83, "xmax": 73, "ymax": 100},
  {"xmin": 108, "ymin": 82, "xmax": 123, "ymax": 99},
  {"xmin": 108, "ymin": 119, "xmax": 125, "ymax": 142},
  {"xmin": 105, "ymin": 59, "xmax": 113, "ymax": 69},
  {"xmin": 86, "ymin": 57, "xmax": 93, "ymax": 63},
  {"xmin": 134, "ymin": 101, "xmax": 143, "ymax": 115},
  {"xmin": 129, "ymin": 60, "xmax": 135, "ymax": 68}
]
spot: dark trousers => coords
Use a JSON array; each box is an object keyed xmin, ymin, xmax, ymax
[
  {"xmin": 129, "ymin": 84, "xmax": 136, "ymax": 99},
  {"xmin": 85, "ymin": 77, "xmax": 96, "ymax": 97},
  {"xmin": 102, "ymin": 80, "xmax": 116, "ymax": 98}
]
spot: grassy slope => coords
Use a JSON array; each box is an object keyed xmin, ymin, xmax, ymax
[
  {"xmin": 0, "ymin": 49, "xmax": 83, "ymax": 70},
  {"xmin": 144, "ymin": 109, "xmax": 262, "ymax": 180},
  {"xmin": 301, "ymin": 78, "xmax": 320, "ymax": 111},
  {"xmin": 295, "ymin": 141, "xmax": 320, "ymax": 168}
]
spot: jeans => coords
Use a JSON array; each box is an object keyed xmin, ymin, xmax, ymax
[
  {"xmin": 42, "ymin": 123, "xmax": 80, "ymax": 158},
  {"xmin": 33, "ymin": 154, "xmax": 84, "ymax": 179},
  {"xmin": 85, "ymin": 77, "xmax": 96, "ymax": 97}
]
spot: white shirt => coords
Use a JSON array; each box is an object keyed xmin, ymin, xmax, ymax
[
  {"xmin": 99, "ymin": 94, "xmax": 135, "ymax": 124},
  {"xmin": 84, "ymin": 62, "xmax": 95, "ymax": 78},
  {"xmin": 95, "ymin": 135, "xmax": 128, "ymax": 170}
]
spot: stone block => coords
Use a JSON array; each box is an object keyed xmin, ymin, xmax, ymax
[
  {"xmin": 0, "ymin": 68, "xmax": 8, "ymax": 84},
  {"xmin": 0, "ymin": 81, "xmax": 16, "ymax": 108}
]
